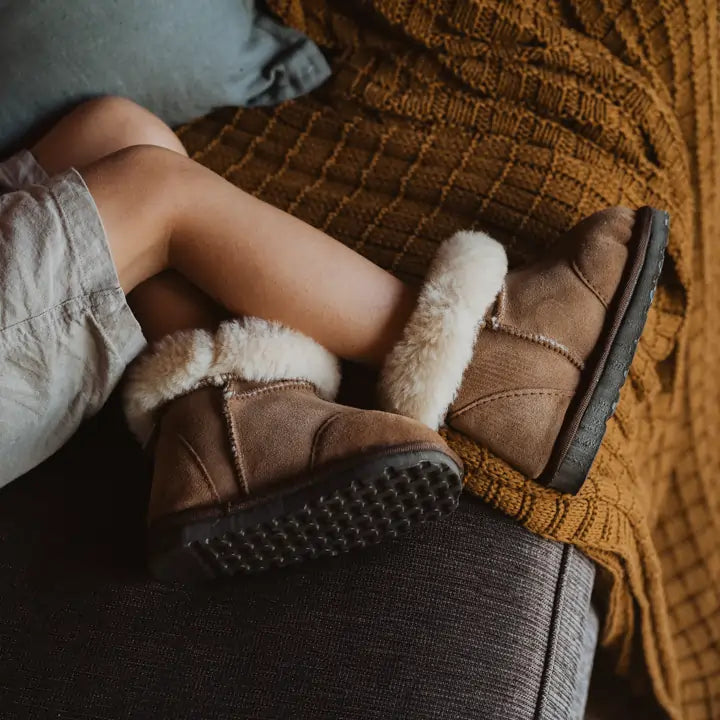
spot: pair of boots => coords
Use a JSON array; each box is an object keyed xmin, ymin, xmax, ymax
[{"xmin": 125, "ymin": 206, "xmax": 667, "ymax": 582}]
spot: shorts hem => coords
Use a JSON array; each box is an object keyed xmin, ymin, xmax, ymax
[{"xmin": 47, "ymin": 167, "xmax": 146, "ymax": 366}]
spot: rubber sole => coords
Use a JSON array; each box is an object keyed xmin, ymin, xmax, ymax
[
  {"xmin": 147, "ymin": 449, "xmax": 463, "ymax": 582},
  {"xmin": 543, "ymin": 207, "xmax": 669, "ymax": 494}
]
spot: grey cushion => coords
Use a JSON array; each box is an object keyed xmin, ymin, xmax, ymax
[
  {"xmin": 536, "ymin": 545, "xmax": 598, "ymax": 719},
  {"xmin": 0, "ymin": 0, "xmax": 330, "ymax": 153},
  {"xmin": 0, "ymin": 399, "xmax": 597, "ymax": 720}
]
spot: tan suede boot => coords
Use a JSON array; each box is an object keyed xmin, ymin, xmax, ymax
[
  {"xmin": 380, "ymin": 206, "xmax": 668, "ymax": 493},
  {"xmin": 124, "ymin": 318, "xmax": 463, "ymax": 582}
]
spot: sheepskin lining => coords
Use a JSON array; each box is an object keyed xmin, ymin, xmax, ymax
[
  {"xmin": 378, "ymin": 230, "xmax": 508, "ymax": 429},
  {"xmin": 124, "ymin": 317, "xmax": 341, "ymax": 443}
]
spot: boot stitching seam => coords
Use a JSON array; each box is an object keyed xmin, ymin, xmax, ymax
[
  {"xmin": 226, "ymin": 380, "xmax": 316, "ymax": 400},
  {"xmin": 482, "ymin": 323, "xmax": 586, "ymax": 370},
  {"xmin": 176, "ymin": 433, "xmax": 222, "ymax": 505},
  {"xmin": 571, "ymin": 259, "xmax": 609, "ymax": 309},
  {"xmin": 309, "ymin": 412, "xmax": 344, "ymax": 470},
  {"xmin": 449, "ymin": 388, "xmax": 575, "ymax": 419},
  {"xmin": 222, "ymin": 389, "xmax": 251, "ymax": 496}
]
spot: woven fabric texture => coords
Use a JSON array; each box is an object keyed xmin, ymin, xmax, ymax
[{"xmin": 177, "ymin": 2, "xmax": 718, "ymax": 718}]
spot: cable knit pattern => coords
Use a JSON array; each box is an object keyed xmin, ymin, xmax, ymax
[{"xmin": 177, "ymin": 2, "xmax": 718, "ymax": 717}]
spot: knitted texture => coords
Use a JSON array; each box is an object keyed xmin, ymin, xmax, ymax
[{"xmin": 178, "ymin": 2, "xmax": 718, "ymax": 717}]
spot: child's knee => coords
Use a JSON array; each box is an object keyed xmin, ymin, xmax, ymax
[
  {"xmin": 78, "ymin": 96, "xmax": 187, "ymax": 157},
  {"xmin": 104, "ymin": 144, "xmax": 187, "ymax": 187}
]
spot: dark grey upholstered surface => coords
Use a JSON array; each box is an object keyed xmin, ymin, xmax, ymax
[
  {"xmin": 538, "ymin": 549, "xmax": 598, "ymax": 720},
  {"xmin": 571, "ymin": 604, "xmax": 600, "ymax": 718},
  {"xmin": 0, "ymin": 398, "xmax": 596, "ymax": 720}
]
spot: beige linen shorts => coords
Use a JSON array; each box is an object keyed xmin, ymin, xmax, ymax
[{"xmin": 0, "ymin": 151, "xmax": 146, "ymax": 487}]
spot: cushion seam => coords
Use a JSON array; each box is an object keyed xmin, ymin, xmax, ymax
[{"xmin": 533, "ymin": 544, "xmax": 571, "ymax": 720}]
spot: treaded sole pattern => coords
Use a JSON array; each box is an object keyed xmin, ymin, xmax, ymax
[
  {"xmin": 546, "ymin": 208, "xmax": 669, "ymax": 493},
  {"xmin": 149, "ymin": 455, "xmax": 462, "ymax": 583}
]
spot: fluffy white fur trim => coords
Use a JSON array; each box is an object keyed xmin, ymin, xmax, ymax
[
  {"xmin": 379, "ymin": 230, "xmax": 507, "ymax": 429},
  {"xmin": 124, "ymin": 317, "xmax": 341, "ymax": 443}
]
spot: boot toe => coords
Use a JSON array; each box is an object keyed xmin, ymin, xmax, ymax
[
  {"xmin": 311, "ymin": 409, "xmax": 459, "ymax": 470},
  {"xmin": 570, "ymin": 206, "xmax": 639, "ymax": 308},
  {"xmin": 569, "ymin": 206, "xmax": 635, "ymax": 247}
]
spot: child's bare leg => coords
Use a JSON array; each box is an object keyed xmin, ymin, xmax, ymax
[
  {"xmin": 32, "ymin": 97, "xmax": 416, "ymax": 362},
  {"xmin": 31, "ymin": 96, "xmax": 223, "ymax": 340},
  {"xmin": 32, "ymin": 96, "xmax": 188, "ymax": 174},
  {"xmin": 78, "ymin": 145, "xmax": 416, "ymax": 365}
]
